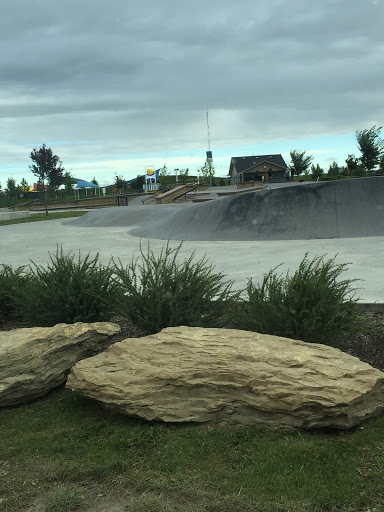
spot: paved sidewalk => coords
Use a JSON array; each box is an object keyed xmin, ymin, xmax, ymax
[{"xmin": 1, "ymin": 218, "xmax": 383, "ymax": 303}]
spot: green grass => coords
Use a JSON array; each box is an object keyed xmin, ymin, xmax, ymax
[
  {"xmin": 0, "ymin": 211, "xmax": 87, "ymax": 226},
  {"xmin": 1, "ymin": 388, "xmax": 384, "ymax": 511}
]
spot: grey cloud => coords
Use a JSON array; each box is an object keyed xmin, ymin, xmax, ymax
[{"xmin": 1, "ymin": 0, "xmax": 383, "ymax": 180}]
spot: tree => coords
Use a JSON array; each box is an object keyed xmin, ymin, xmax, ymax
[
  {"xmin": 6, "ymin": 177, "xmax": 17, "ymax": 198},
  {"xmin": 310, "ymin": 163, "xmax": 324, "ymax": 181},
  {"xmin": 63, "ymin": 171, "xmax": 76, "ymax": 194},
  {"xmin": 48, "ymin": 166, "xmax": 65, "ymax": 191},
  {"xmin": 328, "ymin": 161, "xmax": 340, "ymax": 176},
  {"xmin": 91, "ymin": 177, "xmax": 99, "ymax": 186},
  {"xmin": 345, "ymin": 154, "xmax": 359, "ymax": 176},
  {"xmin": 379, "ymin": 154, "xmax": 384, "ymax": 175},
  {"xmin": 114, "ymin": 174, "xmax": 125, "ymax": 193},
  {"xmin": 178, "ymin": 168, "xmax": 189, "ymax": 185},
  {"xmin": 200, "ymin": 159, "xmax": 215, "ymax": 186},
  {"xmin": 29, "ymin": 144, "xmax": 65, "ymax": 215},
  {"xmin": 19, "ymin": 178, "xmax": 30, "ymax": 195},
  {"xmin": 356, "ymin": 125, "xmax": 384, "ymax": 172},
  {"xmin": 158, "ymin": 164, "xmax": 170, "ymax": 189},
  {"xmin": 289, "ymin": 150, "xmax": 314, "ymax": 176},
  {"xmin": 131, "ymin": 174, "xmax": 145, "ymax": 190}
]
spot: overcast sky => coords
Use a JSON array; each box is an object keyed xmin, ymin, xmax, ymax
[{"xmin": 1, "ymin": 0, "xmax": 383, "ymax": 186}]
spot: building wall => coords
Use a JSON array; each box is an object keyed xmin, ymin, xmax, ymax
[{"xmin": 231, "ymin": 162, "xmax": 287, "ymax": 184}]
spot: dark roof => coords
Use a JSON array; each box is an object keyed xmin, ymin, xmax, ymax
[{"xmin": 231, "ymin": 154, "xmax": 288, "ymax": 174}]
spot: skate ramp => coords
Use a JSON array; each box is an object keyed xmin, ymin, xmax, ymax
[{"xmin": 65, "ymin": 178, "xmax": 384, "ymax": 241}]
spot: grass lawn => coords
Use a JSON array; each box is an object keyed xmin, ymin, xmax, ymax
[
  {"xmin": 0, "ymin": 211, "xmax": 87, "ymax": 226},
  {"xmin": 1, "ymin": 387, "xmax": 384, "ymax": 512}
]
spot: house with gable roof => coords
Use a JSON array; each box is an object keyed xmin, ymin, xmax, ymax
[{"xmin": 228, "ymin": 154, "xmax": 289, "ymax": 184}]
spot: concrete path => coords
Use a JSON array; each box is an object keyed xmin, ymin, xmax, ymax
[{"xmin": 1, "ymin": 217, "xmax": 383, "ymax": 302}]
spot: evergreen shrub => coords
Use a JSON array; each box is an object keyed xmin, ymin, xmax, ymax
[
  {"xmin": 17, "ymin": 247, "xmax": 118, "ymax": 326},
  {"xmin": 113, "ymin": 241, "xmax": 240, "ymax": 334},
  {"xmin": 0, "ymin": 264, "xmax": 29, "ymax": 324},
  {"xmin": 234, "ymin": 254, "xmax": 360, "ymax": 344}
]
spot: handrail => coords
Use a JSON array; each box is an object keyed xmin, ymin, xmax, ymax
[
  {"xmin": 141, "ymin": 194, "xmax": 157, "ymax": 205},
  {"xmin": 172, "ymin": 184, "xmax": 199, "ymax": 203}
]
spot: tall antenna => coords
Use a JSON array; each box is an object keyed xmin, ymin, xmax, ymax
[
  {"xmin": 206, "ymin": 108, "xmax": 213, "ymax": 162},
  {"xmin": 206, "ymin": 109, "xmax": 211, "ymax": 151}
]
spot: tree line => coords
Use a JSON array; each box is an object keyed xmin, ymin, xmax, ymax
[
  {"xmin": 290, "ymin": 125, "xmax": 384, "ymax": 180},
  {"xmin": 1, "ymin": 126, "xmax": 383, "ymax": 206}
]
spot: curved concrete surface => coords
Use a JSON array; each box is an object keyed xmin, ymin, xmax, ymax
[
  {"xmin": 1, "ymin": 177, "xmax": 383, "ymax": 303},
  {"xmin": 65, "ymin": 177, "xmax": 384, "ymax": 241}
]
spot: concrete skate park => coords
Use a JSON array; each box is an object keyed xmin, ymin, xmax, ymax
[{"xmin": 1, "ymin": 177, "xmax": 384, "ymax": 303}]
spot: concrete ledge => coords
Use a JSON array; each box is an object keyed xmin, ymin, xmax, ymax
[{"xmin": 0, "ymin": 211, "xmax": 31, "ymax": 221}]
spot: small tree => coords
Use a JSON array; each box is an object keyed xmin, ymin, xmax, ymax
[
  {"xmin": 328, "ymin": 161, "xmax": 340, "ymax": 176},
  {"xmin": 289, "ymin": 150, "xmax": 314, "ymax": 176},
  {"xmin": 345, "ymin": 154, "xmax": 359, "ymax": 176},
  {"xmin": 159, "ymin": 164, "xmax": 170, "ymax": 189},
  {"xmin": 48, "ymin": 166, "xmax": 65, "ymax": 194},
  {"xmin": 131, "ymin": 174, "xmax": 145, "ymax": 191},
  {"xmin": 19, "ymin": 178, "xmax": 30, "ymax": 195},
  {"xmin": 310, "ymin": 163, "xmax": 324, "ymax": 181},
  {"xmin": 91, "ymin": 177, "xmax": 99, "ymax": 186},
  {"xmin": 379, "ymin": 154, "xmax": 384, "ymax": 175},
  {"xmin": 114, "ymin": 174, "xmax": 125, "ymax": 193},
  {"xmin": 29, "ymin": 144, "xmax": 65, "ymax": 215},
  {"xmin": 200, "ymin": 159, "xmax": 215, "ymax": 186},
  {"xmin": 6, "ymin": 177, "xmax": 17, "ymax": 198},
  {"xmin": 356, "ymin": 125, "xmax": 384, "ymax": 172},
  {"xmin": 63, "ymin": 171, "xmax": 76, "ymax": 195},
  {"xmin": 178, "ymin": 168, "xmax": 189, "ymax": 185}
]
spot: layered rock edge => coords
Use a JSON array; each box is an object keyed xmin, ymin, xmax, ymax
[
  {"xmin": 0, "ymin": 322, "xmax": 121, "ymax": 407},
  {"xmin": 67, "ymin": 326, "xmax": 384, "ymax": 429}
]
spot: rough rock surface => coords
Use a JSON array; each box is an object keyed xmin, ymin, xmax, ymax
[
  {"xmin": 67, "ymin": 326, "xmax": 384, "ymax": 429},
  {"xmin": 0, "ymin": 322, "xmax": 120, "ymax": 407}
]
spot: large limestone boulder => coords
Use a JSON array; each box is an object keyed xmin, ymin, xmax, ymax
[
  {"xmin": 0, "ymin": 322, "xmax": 120, "ymax": 407},
  {"xmin": 67, "ymin": 326, "xmax": 384, "ymax": 429}
]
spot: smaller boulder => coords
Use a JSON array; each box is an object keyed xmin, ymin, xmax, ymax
[{"xmin": 0, "ymin": 322, "xmax": 120, "ymax": 407}]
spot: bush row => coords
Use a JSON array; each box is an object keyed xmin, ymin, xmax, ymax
[{"xmin": 0, "ymin": 244, "xmax": 360, "ymax": 345}]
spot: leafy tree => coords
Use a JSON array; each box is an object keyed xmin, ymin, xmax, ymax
[
  {"xmin": 19, "ymin": 178, "xmax": 30, "ymax": 195},
  {"xmin": 131, "ymin": 174, "xmax": 145, "ymax": 190},
  {"xmin": 289, "ymin": 150, "xmax": 314, "ymax": 176},
  {"xmin": 328, "ymin": 161, "xmax": 340, "ymax": 176},
  {"xmin": 159, "ymin": 164, "xmax": 170, "ymax": 189},
  {"xmin": 345, "ymin": 154, "xmax": 359, "ymax": 175},
  {"xmin": 48, "ymin": 166, "xmax": 65, "ymax": 191},
  {"xmin": 200, "ymin": 159, "xmax": 215, "ymax": 186},
  {"xmin": 178, "ymin": 168, "xmax": 189, "ymax": 185},
  {"xmin": 356, "ymin": 125, "xmax": 384, "ymax": 172},
  {"xmin": 114, "ymin": 174, "xmax": 125, "ymax": 193},
  {"xmin": 6, "ymin": 177, "xmax": 17, "ymax": 198},
  {"xmin": 310, "ymin": 163, "xmax": 324, "ymax": 181},
  {"xmin": 29, "ymin": 144, "xmax": 65, "ymax": 215},
  {"xmin": 91, "ymin": 177, "xmax": 99, "ymax": 186},
  {"xmin": 63, "ymin": 171, "xmax": 76, "ymax": 194},
  {"xmin": 379, "ymin": 154, "xmax": 384, "ymax": 175}
]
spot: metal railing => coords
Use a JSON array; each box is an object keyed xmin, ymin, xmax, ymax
[
  {"xmin": 141, "ymin": 194, "xmax": 157, "ymax": 205},
  {"xmin": 172, "ymin": 184, "xmax": 199, "ymax": 203}
]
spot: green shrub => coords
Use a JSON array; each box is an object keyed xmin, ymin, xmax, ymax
[
  {"xmin": 113, "ymin": 241, "xmax": 240, "ymax": 334},
  {"xmin": 234, "ymin": 254, "xmax": 360, "ymax": 344},
  {"xmin": 17, "ymin": 246, "xmax": 119, "ymax": 326},
  {"xmin": 0, "ymin": 264, "xmax": 29, "ymax": 324}
]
